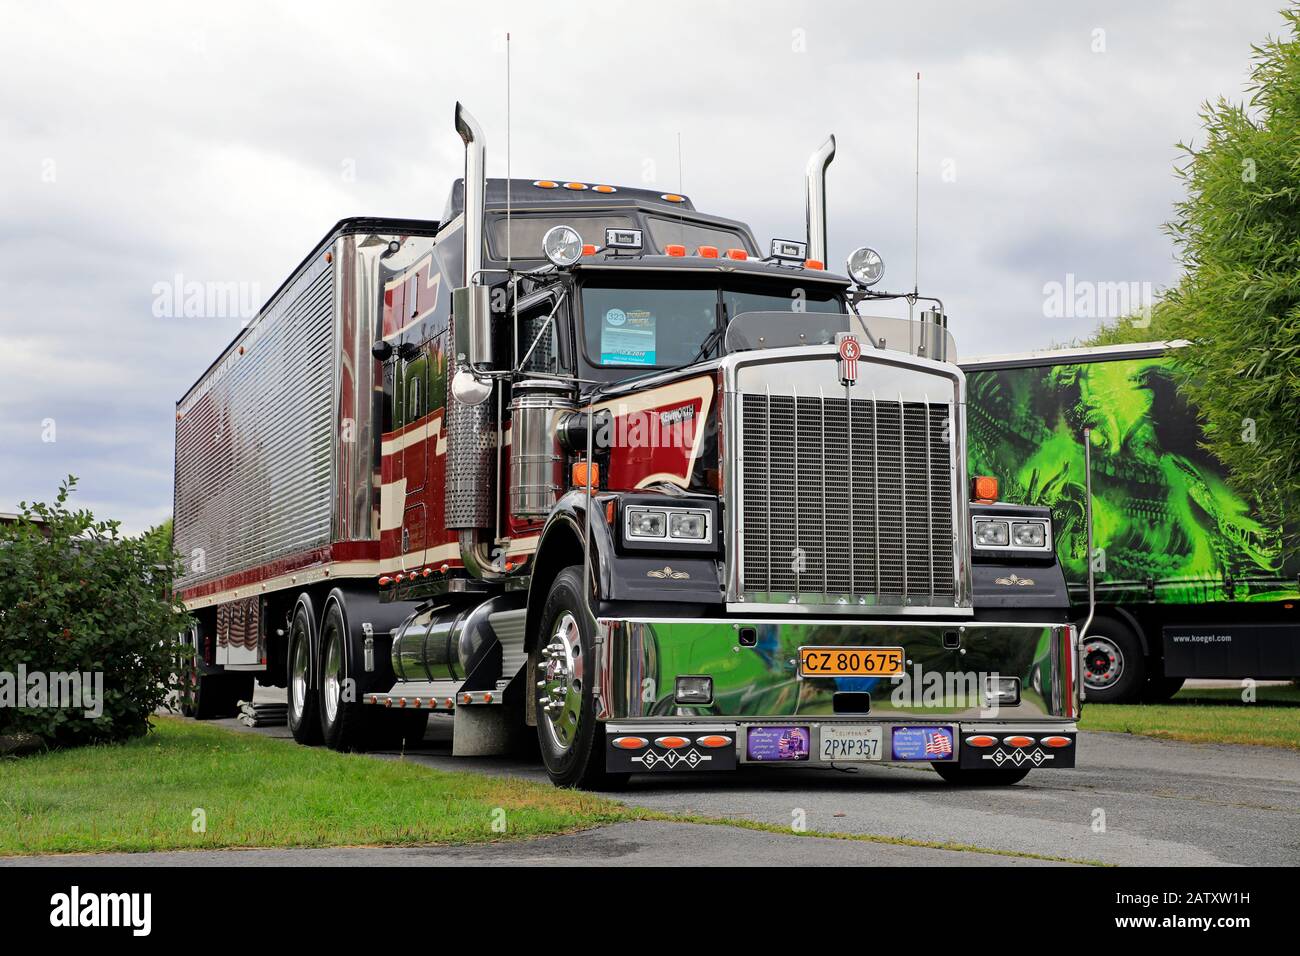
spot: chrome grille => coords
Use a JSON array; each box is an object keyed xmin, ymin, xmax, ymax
[{"xmin": 739, "ymin": 391, "xmax": 956, "ymax": 605}]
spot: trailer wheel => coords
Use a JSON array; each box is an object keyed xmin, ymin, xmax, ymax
[
  {"xmin": 287, "ymin": 601, "xmax": 323, "ymax": 745},
  {"xmin": 1079, "ymin": 616, "xmax": 1144, "ymax": 703},
  {"xmin": 931, "ymin": 763, "xmax": 1031, "ymax": 786},
  {"xmin": 318, "ymin": 601, "xmax": 371, "ymax": 752},
  {"xmin": 533, "ymin": 566, "xmax": 628, "ymax": 790},
  {"xmin": 179, "ymin": 630, "xmax": 249, "ymax": 719}
]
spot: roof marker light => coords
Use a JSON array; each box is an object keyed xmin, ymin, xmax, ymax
[
  {"xmin": 533, "ymin": 180, "xmax": 558, "ymax": 188},
  {"xmin": 725, "ymin": 248, "xmax": 748, "ymax": 260},
  {"xmin": 696, "ymin": 245, "xmax": 719, "ymax": 258},
  {"xmin": 660, "ymin": 193, "xmax": 686, "ymax": 203},
  {"xmin": 592, "ymin": 184, "xmax": 617, "ymax": 193},
  {"xmin": 581, "ymin": 243, "xmax": 597, "ymax": 256},
  {"xmin": 664, "ymin": 244, "xmax": 687, "ymax": 257},
  {"xmin": 563, "ymin": 181, "xmax": 588, "ymax": 190},
  {"xmin": 804, "ymin": 259, "xmax": 825, "ymax": 270}
]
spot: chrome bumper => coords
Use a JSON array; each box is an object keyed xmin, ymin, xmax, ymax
[{"xmin": 594, "ymin": 616, "xmax": 1080, "ymax": 722}]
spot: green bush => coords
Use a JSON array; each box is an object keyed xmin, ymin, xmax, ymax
[
  {"xmin": 0, "ymin": 478, "xmax": 188, "ymax": 750},
  {"xmin": 1159, "ymin": 9, "xmax": 1300, "ymax": 552}
]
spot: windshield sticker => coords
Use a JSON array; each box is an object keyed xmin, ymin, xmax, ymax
[{"xmin": 600, "ymin": 308, "xmax": 656, "ymax": 365}]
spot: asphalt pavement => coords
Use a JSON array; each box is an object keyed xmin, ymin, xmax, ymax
[{"xmin": 6, "ymin": 687, "xmax": 1298, "ymax": 866}]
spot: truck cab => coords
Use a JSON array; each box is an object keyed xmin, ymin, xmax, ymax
[{"xmin": 368, "ymin": 105, "xmax": 1081, "ymax": 787}]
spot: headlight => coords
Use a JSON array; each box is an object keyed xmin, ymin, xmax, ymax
[
  {"xmin": 626, "ymin": 509, "xmax": 666, "ymax": 538},
  {"xmin": 669, "ymin": 511, "xmax": 708, "ymax": 540},
  {"xmin": 1012, "ymin": 521, "xmax": 1046, "ymax": 548},
  {"xmin": 623, "ymin": 505, "xmax": 713, "ymax": 546},
  {"xmin": 973, "ymin": 519, "xmax": 1009, "ymax": 547},
  {"xmin": 972, "ymin": 516, "xmax": 1051, "ymax": 550},
  {"xmin": 541, "ymin": 224, "xmax": 583, "ymax": 267},
  {"xmin": 847, "ymin": 246, "xmax": 885, "ymax": 287}
]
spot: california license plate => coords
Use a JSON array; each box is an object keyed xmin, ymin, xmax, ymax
[
  {"xmin": 798, "ymin": 646, "xmax": 904, "ymax": 678},
  {"xmin": 820, "ymin": 724, "xmax": 883, "ymax": 761}
]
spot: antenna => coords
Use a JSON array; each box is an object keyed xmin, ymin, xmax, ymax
[
  {"xmin": 505, "ymin": 31, "xmax": 512, "ymax": 266},
  {"xmin": 913, "ymin": 71, "xmax": 921, "ymax": 296},
  {"xmin": 676, "ymin": 131, "xmax": 685, "ymax": 246}
]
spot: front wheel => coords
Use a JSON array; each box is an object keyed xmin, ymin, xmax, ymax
[
  {"xmin": 533, "ymin": 566, "xmax": 628, "ymax": 790},
  {"xmin": 931, "ymin": 763, "xmax": 1031, "ymax": 786}
]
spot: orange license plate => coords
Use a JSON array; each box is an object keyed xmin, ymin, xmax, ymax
[{"xmin": 798, "ymin": 646, "xmax": 905, "ymax": 678}]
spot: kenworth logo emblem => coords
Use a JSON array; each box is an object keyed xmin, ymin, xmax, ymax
[{"xmin": 837, "ymin": 334, "xmax": 861, "ymax": 385}]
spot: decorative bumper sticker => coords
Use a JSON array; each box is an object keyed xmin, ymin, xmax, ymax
[
  {"xmin": 891, "ymin": 726, "xmax": 954, "ymax": 761},
  {"xmin": 746, "ymin": 725, "xmax": 810, "ymax": 762}
]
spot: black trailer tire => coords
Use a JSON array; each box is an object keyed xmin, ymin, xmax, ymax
[
  {"xmin": 188, "ymin": 673, "xmax": 245, "ymax": 719},
  {"xmin": 533, "ymin": 566, "xmax": 628, "ymax": 790},
  {"xmin": 318, "ymin": 600, "xmax": 372, "ymax": 752},
  {"xmin": 287, "ymin": 600, "xmax": 323, "ymax": 745},
  {"xmin": 1079, "ymin": 615, "xmax": 1145, "ymax": 703},
  {"xmin": 931, "ymin": 763, "xmax": 1031, "ymax": 786}
]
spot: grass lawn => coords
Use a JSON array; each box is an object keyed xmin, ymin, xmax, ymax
[
  {"xmin": 0, "ymin": 716, "xmax": 640, "ymax": 856},
  {"xmin": 1079, "ymin": 690, "xmax": 1300, "ymax": 750}
]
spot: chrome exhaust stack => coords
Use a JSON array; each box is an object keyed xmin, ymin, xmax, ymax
[
  {"xmin": 805, "ymin": 134, "xmax": 836, "ymax": 264},
  {"xmin": 446, "ymin": 102, "xmax": 500, "ymax": 578}
]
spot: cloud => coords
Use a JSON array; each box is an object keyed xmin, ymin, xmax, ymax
[{"xmin": 0, "ymin": 0, "xmax": 1288, "ymax": 528}]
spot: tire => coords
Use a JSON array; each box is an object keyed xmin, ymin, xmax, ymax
[
  {"xmin": 1142, "ymin": 676, "xmax": 1185, "ymax": 703},
  {"xmin": 287, "ymin": 599, "xmax": 323, "ymax": 745},
  {"xmin": 318, "ymin": 599, "xmax": 372, "ymax": 752},
  {"xmin": 533, "ymin": 566, "xmax": 628, "ymax": 790},
  {"xmin": 1079, "ymin": 615, "xmax": 1145, "ymax": 703},
  {"xmin": 180, "ymin": 632, "xmax": 250, "ymax": 719},
  {"xmin": 932, "ymin": 763, "xmax": 1031, "ymax": 786}
]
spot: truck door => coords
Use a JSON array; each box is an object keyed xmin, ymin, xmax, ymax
[{"xmin": 400, "ymin": 341, "xmax": 429, "ymax": 558}]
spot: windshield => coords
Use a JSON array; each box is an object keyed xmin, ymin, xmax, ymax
[
  {"xmin": 580, "ymin": 282, "xmax": 845, "ymax": 370},
  {"xmin": 725, "ymin": 311, "xmax": 959, "ymax": 362}
]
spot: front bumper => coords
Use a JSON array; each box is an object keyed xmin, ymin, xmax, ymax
[
  {"xmin": 594, "ymin": 616, "xmax": 1080, "ymax": 773},
  {"xmin": 605, "ymin": 720, "xmax": 1077, "ymax": 772}
]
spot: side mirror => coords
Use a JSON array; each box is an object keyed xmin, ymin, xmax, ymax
[
  {"xmin": 371, "ymin": 340, "xmax": 394, "ymax": 362},
  {"xmin": 452, "ymin": 285, "xmax": 493, "ymax": 368}
]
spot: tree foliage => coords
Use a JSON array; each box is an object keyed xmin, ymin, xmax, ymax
[
  {"xmin": 0, "ymin": 478, "xmax": 188, "ymax": 749},
  {"xmin": 1159, "ymin": 8, "xmax": 1300, "ymax": 546}
]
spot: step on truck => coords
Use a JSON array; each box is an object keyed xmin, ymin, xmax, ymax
[{"xmin": 173, "ymin": 103, "xmax": 1082, "ymax": 788}]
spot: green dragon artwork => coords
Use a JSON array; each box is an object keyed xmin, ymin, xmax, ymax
[{"xmin": 966, "ymin": 354, "xmax": 1299, "ymax": 604}]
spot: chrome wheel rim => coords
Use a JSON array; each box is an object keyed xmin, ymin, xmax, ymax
[
  {"xmin": 323, "ymin": 630, "xmax": 342, "ymax": 724},
  {"xmin": 1083, "ymin": 635, "xmax": 1124, "ymax": 690},
  {"xmin": 290, "ymin": 628, "xmax": 309, "ymax": 719},
  {"xmin": 538, "ymin": 612, "xmax": 584, "ymax": 753}
]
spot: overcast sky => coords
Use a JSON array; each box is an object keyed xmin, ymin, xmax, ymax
[{"xmin": 0, "ymin": 0, "xmax": 1289, "ymax": 531}]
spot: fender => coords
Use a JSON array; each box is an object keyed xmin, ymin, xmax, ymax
[{"xmin": 320, "ymin": 585, "xmax": 415, "ymax": 696}]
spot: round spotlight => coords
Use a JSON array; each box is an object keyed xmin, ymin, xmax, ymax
[
  {"xmin": 542, "ymin": 224, "xmax": 583, "ymax": 267},
  {"xmin": 847, "ymin": 246, "xmax": 885, "ymax": 287}
]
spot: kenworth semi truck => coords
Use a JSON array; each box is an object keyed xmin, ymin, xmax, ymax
[
  {"xmin": 964, "ymin": 342, "xmax": 1300, "ymax": 703},
  {"xmin": 173, "ymin": 104, "xmax": 1081, "ymax": 788}
]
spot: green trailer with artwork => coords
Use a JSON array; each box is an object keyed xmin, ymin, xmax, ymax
[{"xmin": 963, "ymin": 341, "xmax": 1300, "ymax": 703}]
